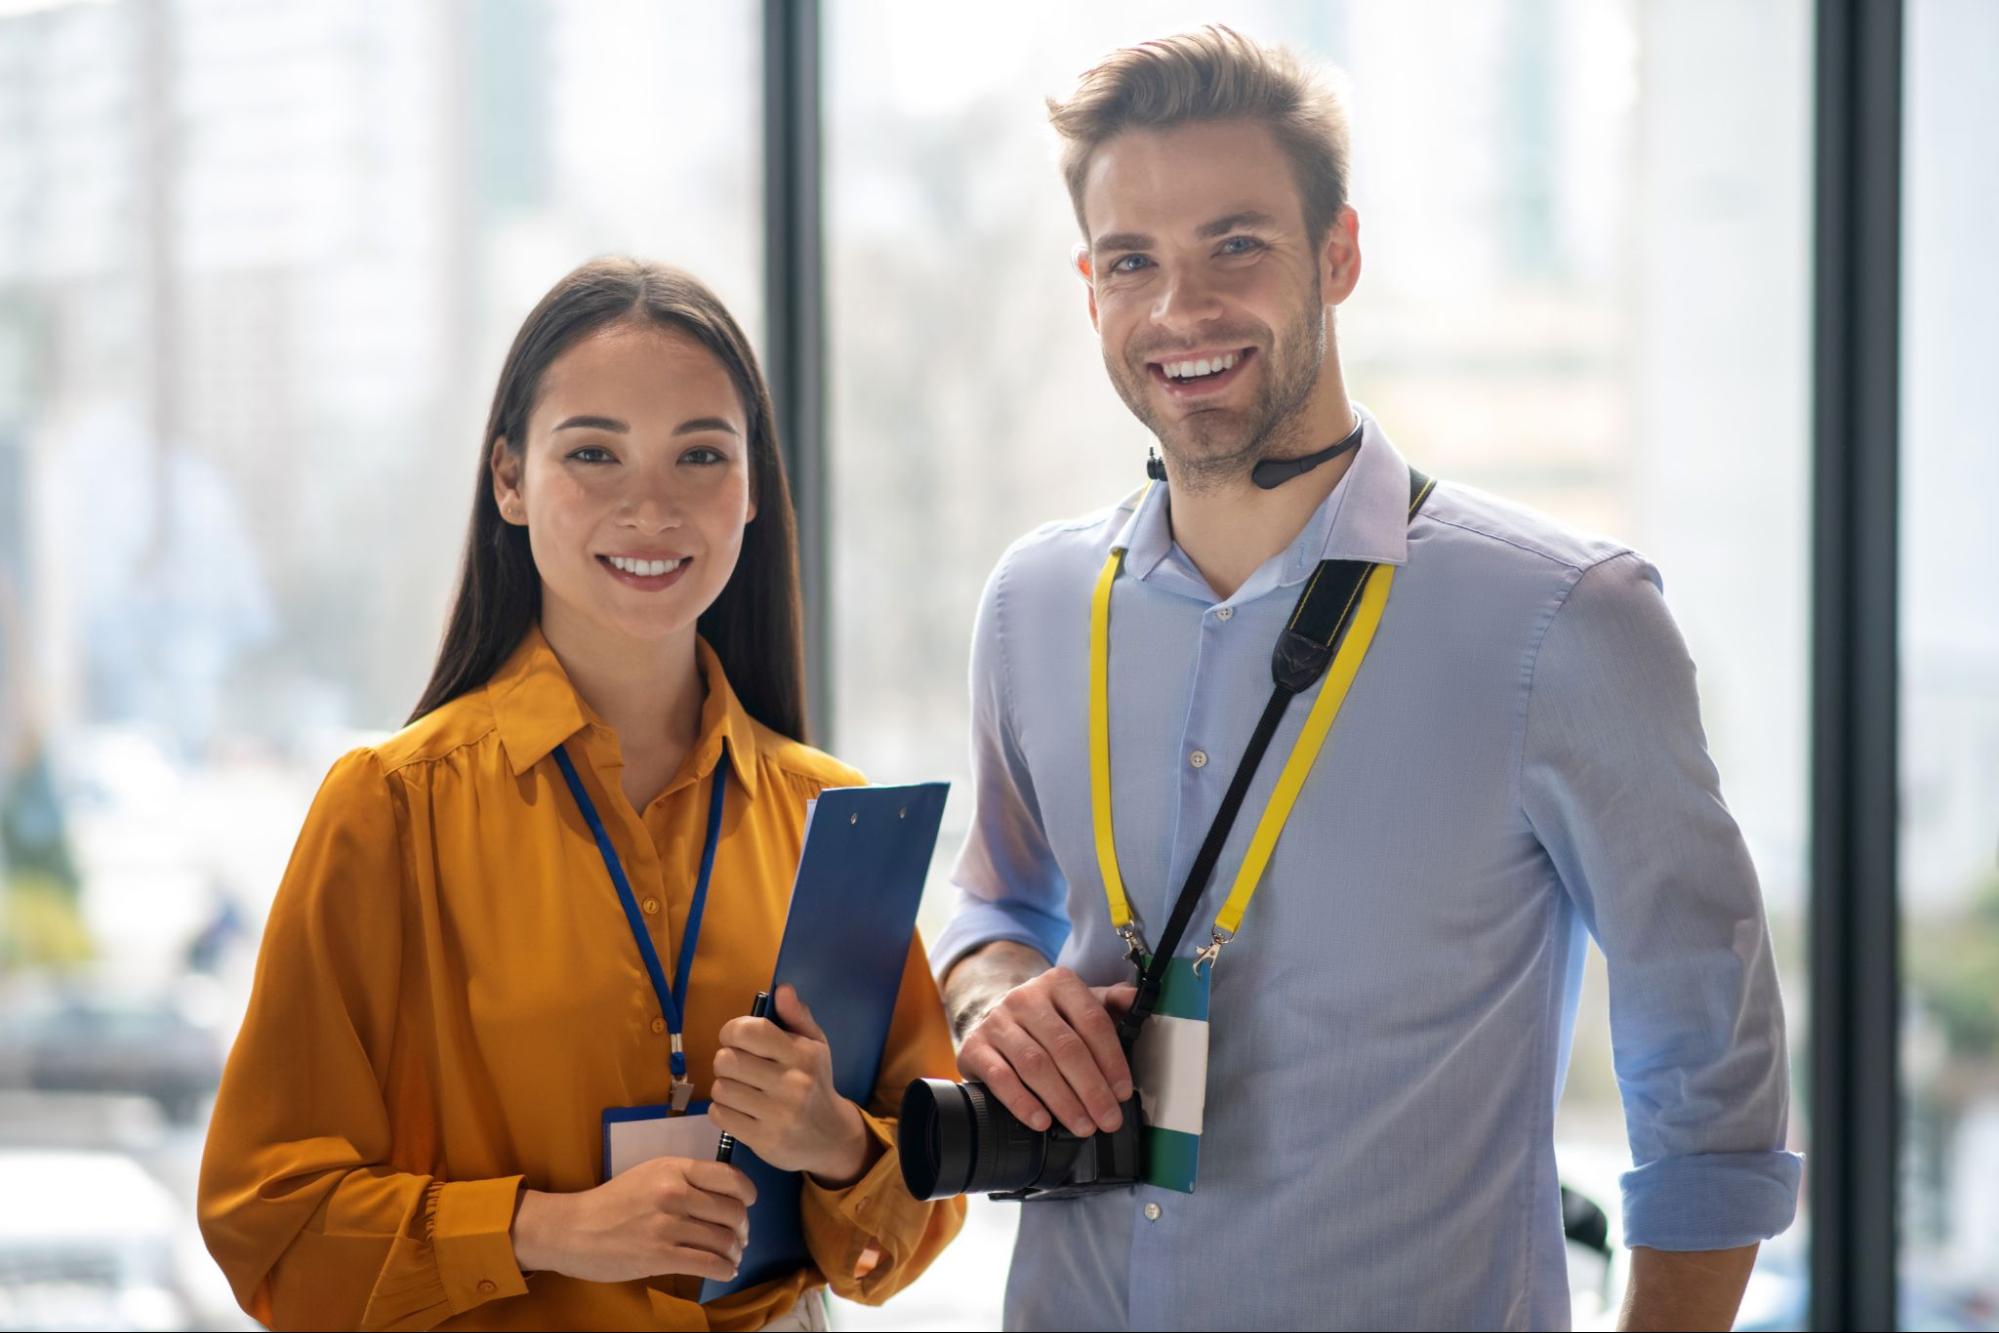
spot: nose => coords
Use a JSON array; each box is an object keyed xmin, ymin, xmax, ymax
[
  {"xmin": 1150, "ymin": 263, "xmax": 1225, "ymax": 337},
  {"xmin": 617, "ymin": 463, "xmax": 686, "ymax": 532}
]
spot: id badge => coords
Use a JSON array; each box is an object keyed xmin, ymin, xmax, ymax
[
  {"xmin": 601, "ymin": 1102, "xmax": 722, "ymax": 1182},
  {"xmin": 1133, "ymin": 958, "xmax": 1210, "ymax": 1193}
]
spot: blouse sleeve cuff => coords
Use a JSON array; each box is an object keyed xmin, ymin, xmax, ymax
[
  {"xmin": 432, "ymin": 1176, "xmax": 530, "ymax": 1312},
  {"xmin": 799, "ymin": 1108, "xmax": 934, "ymax": 1299},
  {"xmin": 355, "ymin": 1176, "xmax": 528, "ymax": 1331}
]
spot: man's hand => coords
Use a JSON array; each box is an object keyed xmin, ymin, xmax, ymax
[
  {"xmin": 943, "ymin": 940, "xmax": 1137, "ymax": 1137},
  {"xmin": 1618, "ymin": 1242, "xmax": 1759, "ymax": 1331}
]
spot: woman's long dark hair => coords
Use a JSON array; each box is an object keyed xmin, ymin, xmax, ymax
[{"xmin": 409, "ymin": 258, "xmax": 808, "ymax": 742}]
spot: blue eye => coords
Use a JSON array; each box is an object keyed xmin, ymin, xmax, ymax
[
  {"xmin": 1109, "ymin": 254, "xmax": 1152, "ymax": 275},
  {"xmin": 1219, "ymin": 235, "xmax": 1263, "ymax": 255}
]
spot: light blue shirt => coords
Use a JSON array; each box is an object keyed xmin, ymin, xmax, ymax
[{"xmin": 933, "ymin": 409, "xmax": 1801, "ymax": 1331}]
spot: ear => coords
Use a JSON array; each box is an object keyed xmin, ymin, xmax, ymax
[
  {"xmin": 490, "ymin": 438, "xmax": 526, "ymax": 526},
  {"xmin": 1072, "ymin": 243, "xmax": 1100, "ymax": 331},
  {"xmin": 1320, "ymin": 205, "xmax": 1362, "ymax": 306}
]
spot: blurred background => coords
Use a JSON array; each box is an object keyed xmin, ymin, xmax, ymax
[{"xmin": 0, "ymin": 0, "xmax": 1991, "ymax": 1329}]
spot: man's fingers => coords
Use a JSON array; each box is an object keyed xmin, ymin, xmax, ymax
[
  {"xmin": 1093, "ymin": 981, "xmax": 1139, "ymax": 1018},
  {"xmin": 1052, "ymin": 979, "xmax": 1135, "ymax": 1103},
  {"xmin": 960, "ymin": 1038, "xmax": 1053, "ymax": 1132},
  {"xmin": 986, "ymin": 1012, "xmax": 1101, "ymax": 1138},
  {"xmin": 1014, "ymin": 997, "xmax": 1124, "ymax": 1133}
]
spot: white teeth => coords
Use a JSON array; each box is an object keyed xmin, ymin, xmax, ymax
[
  {"xmin": 608, "ymin": 555, "xmax": 687, "ymax": 576},
  {"xmin": 1164, "ymin": 353, "xmax": 1240, "ymax": 380}
]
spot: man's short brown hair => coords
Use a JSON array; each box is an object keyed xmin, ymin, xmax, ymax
[{"xmin": 1047, "ymin": 25, "xmax": 1352, "ymax": 245}]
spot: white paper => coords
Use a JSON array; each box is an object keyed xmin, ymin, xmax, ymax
[
  {"xmin": 606, "ymin": 1110, "xmax": 721, "ymax": 1179},
  {"xmin": 1134, "ymin": 1014, "xmax": 1209, "ymax": 1137}
]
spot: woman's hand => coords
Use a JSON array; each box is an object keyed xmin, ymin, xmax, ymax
[
  {"xmin": 510, "ymin": 1157, "xmax": 756, "ymax": 1284},
  {"xmin": 710, "ymin": 985, "xmax": 875, "ymax": 1187}
]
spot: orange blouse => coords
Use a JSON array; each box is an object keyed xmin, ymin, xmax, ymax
[{"xmin": 197, "ymin": 628, "xmax": 964, "ymax": 1331}]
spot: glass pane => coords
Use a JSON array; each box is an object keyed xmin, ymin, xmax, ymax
[
  {"xmin": 1899, "ymin": 1, "xmax": 1999, "ymax": 1325},
  {"xmin": 825, "ymin": 2, "xmax": 1812, "ymax": 1328},
  {"xmin": 0, "ymin": 3, "xmax": 759, "ymax": 1327}
]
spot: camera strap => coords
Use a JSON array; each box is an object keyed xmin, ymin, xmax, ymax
[{"xmin": 1091, "ymin": 466, "xmax": 1437, "ymax": 1040}]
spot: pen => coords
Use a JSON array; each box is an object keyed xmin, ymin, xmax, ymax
[{"xmin": 715, "ymin": 990, "xmax": 773, "ymax": 1163}]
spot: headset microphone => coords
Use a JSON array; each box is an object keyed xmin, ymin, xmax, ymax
[{"xmin": 1249, "ymin": 417, "xmax": 1366, "ymax": 490}]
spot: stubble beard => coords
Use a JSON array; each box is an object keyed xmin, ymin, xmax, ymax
[{"xmin": 1106, "ymin": 284, "xmax": 1328, "ymax": 495}]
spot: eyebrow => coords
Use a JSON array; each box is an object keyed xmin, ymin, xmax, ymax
[
  {"xmin": 1091, "ymin": 210, "xmax": 1281, "ymax": 255},
  {"xmin": 671, "ymin": 417, "xmax": 741, "ymax": 437},
  {"xmin": 1092, "ymin": 230, "xmax": 1152, "ymax": 254},
  {"xmin": 1196, "ymin": 210, "xmax": 1278, "ymax": 239},
  {"xmin": 552, "ymin": 414, "xmax": 740, "ymax": 437}
]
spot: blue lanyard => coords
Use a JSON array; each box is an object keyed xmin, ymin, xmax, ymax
[{"xmin": 553, "ymin": 744, "xmax": 729, "ymax": 1084}]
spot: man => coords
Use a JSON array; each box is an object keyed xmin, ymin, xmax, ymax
[{"xmin": 932, "ymin": 26, "xmax": 1800, "ymax": 1333}]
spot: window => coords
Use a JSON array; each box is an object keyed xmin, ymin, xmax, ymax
[
  {"xmin": 1899, "ymin": 0, "xmax": 1999, "ymax": 1309},
  {"xmin": 0, "ymin": 3, "xmax": 759, "ymax": 1326}
]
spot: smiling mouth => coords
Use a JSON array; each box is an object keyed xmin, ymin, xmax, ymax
[
  {"xmin": 597, "ymin": 554, "xmax": 693, "ymax": 589},
  {"xmin": 1148, "ymin": 347, "xmax": 1256, "ymax": 397}
]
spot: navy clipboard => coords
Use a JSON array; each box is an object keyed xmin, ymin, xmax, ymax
[{"xmin": 699, "ymin": 780, "xmax": 948, "ymax": 1302}]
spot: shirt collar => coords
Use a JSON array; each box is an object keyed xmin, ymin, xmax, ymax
[
  {"xmin": 1110, "ymin": 404, "xmax": 1414, "ymax": 596},
  {"xmin": 487, "ymin": 624, "xmax": 761, "ymax": 800}
]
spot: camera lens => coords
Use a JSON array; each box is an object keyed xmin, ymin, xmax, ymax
[
  {"xmin": 897, "ymin": 1078, "xmax": 976, "ymax": 1200},
  {"xmin": 897, "ymin": 1078, "xmax": 1087, "ymax": 1200}
]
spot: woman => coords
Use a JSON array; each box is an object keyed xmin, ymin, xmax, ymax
[{"xmin": 197, "ymin": 258, "xmax": 964, "ymax": 1331}]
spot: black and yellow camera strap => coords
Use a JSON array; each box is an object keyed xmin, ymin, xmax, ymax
[{"xmin": 1091, "ymin": 467, "xmax": 1437, "ymax": 1037}]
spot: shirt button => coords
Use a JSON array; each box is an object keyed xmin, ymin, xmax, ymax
[
  {"xmin": 1216, "ymin": 606, "xmax": 1233, "ymax": 621},
  {"xmin": 1189, "ymin": 750, "xmax": 1208, "ymax": 769},
  {"xmin": 477, "ymin": 1279, "xmax": 497, "ymax": 1295},
  {"xmin": 1144, "ymin": 1202, "xmax": 1162, "ymax": 1221},
  {"xmin": 651, "ymin": 1017, "xmax": 666, "ymax": 1035},
  {"xmin": 642, "ymin": 897, "xmax": 660, "ymax": 915}
]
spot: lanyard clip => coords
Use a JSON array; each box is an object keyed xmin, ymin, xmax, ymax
[
  {"xmin": 1192, "ymin": 927, "xmax": 1234, "ymax": 978},
  {"xmin": 668, "ymin": 1031, "xmax": 693, "ymax": 1113},
  {"xmin": 1118, "ymin": 923, "xmax": 1150, "ymax": 970}
]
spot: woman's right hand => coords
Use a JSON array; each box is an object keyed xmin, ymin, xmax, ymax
[{"xmin": 511, "ymin": 1157, "xmax": 757, "ymax": 1284}]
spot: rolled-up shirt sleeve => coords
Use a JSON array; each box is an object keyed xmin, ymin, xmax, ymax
[
  {"xmin": 931, "ymin": 553, "xmax": 1072, "ymax": 977},
  {"xmin": 1519, "ymin": 552, "xmax": 1803, "ymax": 1251}
]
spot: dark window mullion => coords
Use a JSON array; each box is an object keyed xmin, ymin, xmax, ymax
[
  {"xmin": 1809, "ymin": 1, "xmax": 1903, "ymax": 1328},
  {"xmin": 762, "ymin": 0, "xmax": 830, "ymax": 746}
]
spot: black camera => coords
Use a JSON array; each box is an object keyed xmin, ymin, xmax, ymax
[{"xmin": 896, "ymin": 1078, "xmax": 1144, "ymax": 1201}]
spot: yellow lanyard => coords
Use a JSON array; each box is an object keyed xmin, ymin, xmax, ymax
[{"xmin": 1088, "ymin": 488, "xmax": 1400, "ymax": 971}]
